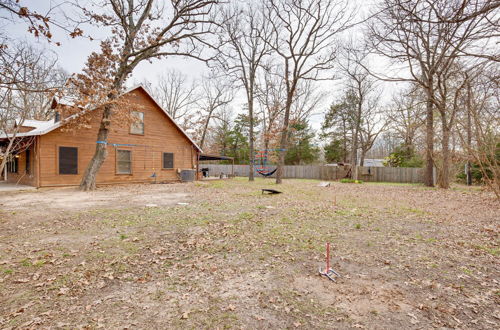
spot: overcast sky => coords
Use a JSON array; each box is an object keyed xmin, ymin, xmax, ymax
[{"xmin": 7, "ymin": 0, "xmax": 398, "ymax": 132}]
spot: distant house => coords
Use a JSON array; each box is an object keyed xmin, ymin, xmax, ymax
[
  {"xmin": 363, "ymin": 159, "xmax": 385, "ymax": 167},
  {"xmin": 325, "ymin": 159, "xmax": 385, "ymax": 167},
  {"xmin": 0, "ymin": 85, "xmax": 202, "ymax": 187}
]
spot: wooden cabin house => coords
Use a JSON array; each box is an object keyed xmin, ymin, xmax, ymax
[{"xmin": 0, "ymin": 85, "xmax": 201, "ymax": 187}]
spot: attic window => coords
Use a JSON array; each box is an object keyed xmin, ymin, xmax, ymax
[
  {"xmin": 54, "ymin": 112, "xmax": 61, "ymax": 122},
  {"xmin": 130, "ymin": 111, "xmax": 144, "ymax": 135}
]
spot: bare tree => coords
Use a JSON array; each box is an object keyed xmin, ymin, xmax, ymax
[
  {"xmin": 429, "ymin": 0, "xmax": 500, "ymax": 29},
  {"xmin": 456, "ymin": 64, "xmax": 499, "ymax": 198},
  {"xmin": 195, "ymin": 74, "xmax": 234, "ymax": 149},
  {"xmin": 0, "ymin": 43, "xmax": 64, "ymax": 177},
  {"xmin": 368, "ymin": 0, "xmax": 496, "ymax": 187},
  {"xmin": 290, "ymin": 79, "xmax": 325, "ymax": 124},
  {"xmin": 264, "ymin": 0, "xmax": 355, "ymax": 184},
  {"xmin": 387, "ymin": 86, "xmax": 426, "ymax": 149},
  {"xmin": 153, "ymin": 69, "xmax": 197, "ymax": 120},
  {"xmin": 218, "ymin": 1, "xmax": 271, "ymax": 181},
  {"xmin": 359, "ymin": 107, "xmax": 387, "ymax": 167},
  {"xmin": 256, "ymin": 68, "xmax": 286, "ymax": 152},
  {"xmin": 338, "ymin": 44, "xmax": 382, "ymax": 178},
  {"xmin": 65, "ymin": 0, "xmax": 220, "ymax": 191}
]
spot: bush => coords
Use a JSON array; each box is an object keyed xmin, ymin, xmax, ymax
[{"xmin": 384, "ymin": 145, "xmax": 423, "ymax": 168}]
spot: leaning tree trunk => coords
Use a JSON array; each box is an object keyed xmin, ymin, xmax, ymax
[
  {"xmin": 423, "ymin": 92, "xmax": 435, "ymax": 187},
  {"xmin": 80, "ymin": 102, "xmax": 114, "ymax": 191},
  {"xmin": 199, "ymin": 113, "xmax": 212, "ymax": 150}
]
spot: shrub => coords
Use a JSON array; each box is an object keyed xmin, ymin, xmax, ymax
[
  {"xmin": 384, "ymin": 145, "xmax": 424, "ymax": 168},
  {"xmin": 340, "ymin": 178, "xmax": 363, "ymax": 184}
]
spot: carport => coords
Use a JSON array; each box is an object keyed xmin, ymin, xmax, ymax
[{"xmin": 198, "ymin": 154, "xmax": 234, "ymax": 178}]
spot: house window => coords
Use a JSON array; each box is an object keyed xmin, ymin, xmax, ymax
[
  {"xmin": 130, "ymin": 111, "xmax": 144, "ymax": 135},
  {"xmin": 6, "ymin": 156, "xmax": 18, "ymax": 173},
  {"xmin": 59, "ymin": 147, "xmax": 78, "ymax": 175},
  {"xmin": 116, "ymin": 149, "xmax": 132, "ymax": 174},
  {"xmin": 163, "ymin": 152, "xmax": 174, "ymax": 169},
  {"xmin": 25, "ymin": 149, "xmax": 31, "ymax": 175}
]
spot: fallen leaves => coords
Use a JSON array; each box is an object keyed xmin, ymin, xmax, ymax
[
  {"xmin": 58, "ymin": 287, "xmax": 70, "ymax": 296},
  {"xmin": 0, "ymin": 180, "xmax": 498, "ymax": 329}
]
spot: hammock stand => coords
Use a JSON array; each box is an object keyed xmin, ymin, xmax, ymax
[{"xmin": 255, "ymin": 150, "xmax": 277, "ymax": 177}]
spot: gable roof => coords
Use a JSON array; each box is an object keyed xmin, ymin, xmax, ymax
[{"xmin": 0, "ymin": 85, "xmax": 202, "ymax": 152}]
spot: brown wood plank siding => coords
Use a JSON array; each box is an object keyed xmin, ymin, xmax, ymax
[
  {"xmin": 38, "ymin": 88, "xmax": 198, "ymax": 187},
  {"xmin": 4, "ymin": 137, "xmax": 39, "ymax": 186}
]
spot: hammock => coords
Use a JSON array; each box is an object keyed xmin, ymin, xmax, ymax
[{"xmin": 257, "ymin": 168, "xmax": 277, "ymax": 177}]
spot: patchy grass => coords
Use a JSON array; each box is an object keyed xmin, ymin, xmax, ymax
[{"xmin": 0, "ymin": 179, "xmax": 498, "ymax": 328}]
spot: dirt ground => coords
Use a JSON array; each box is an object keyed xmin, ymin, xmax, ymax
[{"xmin": 0, "ymin": 179, "xmax": 498, "ymax": 329}]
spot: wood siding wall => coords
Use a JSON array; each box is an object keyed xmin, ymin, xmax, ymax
[
  {"xmin": 3, "ymin": 139, "xmax": 39, "ymax": 186},
  {"xmin": 36, "ymin": 88, "xmax": 198, "ymax": 187}
]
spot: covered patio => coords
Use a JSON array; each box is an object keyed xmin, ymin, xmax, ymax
[{"xmin": 198, "ymin": 154, "xmax": 234, "ymax": 179}]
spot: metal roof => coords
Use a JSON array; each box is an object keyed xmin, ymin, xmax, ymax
[{"xmin": 199, "ymin": 154, "xmax": 234, "ymax": 161}]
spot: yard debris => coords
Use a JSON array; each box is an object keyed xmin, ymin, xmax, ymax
[
  {"xmin": 0, "ymin": 180, "xmax": 497, "ymax": 328},
  {"xmin": 318, "ymin": 182, "xmax": 331, "ymax": 187},
  {"xmin": 177, "ymin": 202, "xmax": 189, "ymax": 206},
  {"xmin": 145, "ymin": 204, "xmax": 158, "ymax": 207}
]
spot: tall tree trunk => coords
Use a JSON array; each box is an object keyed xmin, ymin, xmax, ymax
[
  {"xmin": 360, "ymin": 149, "xmax": 366, "ymax": 167},
  {"xmin": 80, "ymin": 102, "xmax": 113, "ymax": 191},
  {"xmin": 248, "ymin": 97, "xmax": 255, "ymax": 181},
  {"xmin": 80, "ymin": 68, "xmax": 129, "ymax": 191},
  {"xmin": 276, "ymin": 93, "xmax": 292, "ymax": 184},
  {"xmin": 439, "ymin": 124, "xmax": 451, "ymax": 189},
  {"xmin": 342, "ymin": 122, "xmax": 348, "ymax": 163},
  {"xmin": 466, "ymin": 83, "xmax": 472, "ymax": 186},
  {"xmin": 424, "ymin": 92, "xmax": 434, "ymax": 187},
  {"xmin": 350, "ymin": 129, "xmax": 359, "ymax": 180}
]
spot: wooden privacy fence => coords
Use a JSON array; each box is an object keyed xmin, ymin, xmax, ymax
[{"xmin": 203, "ymin": 164, "xmax": 425, "ymax": 184}]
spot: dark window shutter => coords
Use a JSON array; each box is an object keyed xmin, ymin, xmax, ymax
[
  {"xmin": 25, "ymin": 150, "xmax": 30, "ymax": 174},
  {"xmin": 59, "ymin": 147, "xmax": 78, "ymax": 174},
  {"xmin": 163, "ymin": 152, "xmax": 174, "ymax": 169}
]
